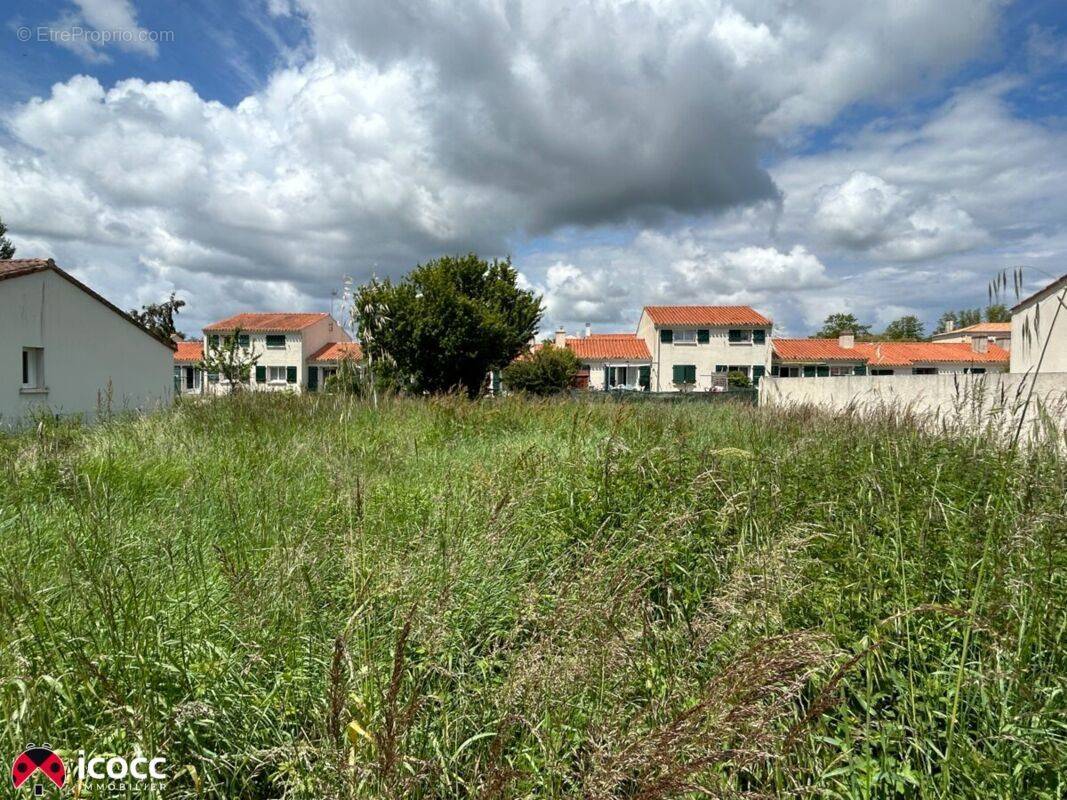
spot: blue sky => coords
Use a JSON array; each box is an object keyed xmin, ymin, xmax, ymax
[{"xmin": 1, "ymin": 0, "xmax": 1066, "ymax": 337}]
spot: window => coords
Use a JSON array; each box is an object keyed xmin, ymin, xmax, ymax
[
  {"xmin": 752, "ymin": 329, "xmax": 767, "ymax": 344},
  {"xmin": 728, "ymin": 329, "xmax": 752, "ymax": 343},
  {"xmin": 697, "ymin": 329, "xmax": 710, "ymax": 344},
  {"xmin": 715, "ymin": 364, "xmax": 751, "ymax": 377},
  {"xmin": 672, "ymin": 364, "xmax": 696, "ymax": 384},
  {"xmin": 964, "ymin": 367, "xmax": 986, "ymax": 374},
  {"xmin": 21, "ymin": 348, "xmax": 44, "ymax": 390},
  {"xmin": 777, "ymin": 366, "xmax": 801, "ymax": 378},
  {"xmin": 871, "ymin": 369, "xmax": 893, "ymax": 376},
  {"xmin": 208, "ymin": 334, "xmax": 220, "ymax": 349},
  {"xmin": 268, "ymin": 365, "xmax": 288, "ymax": 383},
  {"xmin": 266, "ymin": 334, "xmax": 286, "ymax": 349},
  {"xmin": 660, "ymin": 329, "xmax": 673, "ymax": 343},
  {"xmin": 674, "ymin": 329, "xmax": 697, "ymax": 344},
  {"xmin": 829, "ymin": 366, "xmax": 852, "ymax": 377},
  {"xmin": 238, "ymin": 334, "xmax": 250, "ymax": 349},
  {"xmin": 912, "ymin": 367, "xmax": 937, "ymax": 375}
]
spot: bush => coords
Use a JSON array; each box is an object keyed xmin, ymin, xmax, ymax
[
  {"xmin": 727, "ymin": 369, "xmax": 752, "ymax": 389},
  {"xmin": 502, "ymin": 343, "xmax": 581, "ymax": 395}
]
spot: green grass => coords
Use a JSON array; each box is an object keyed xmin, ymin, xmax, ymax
[{"xmin": 0, "ymin": 395, "xmax": 1064, "ymax": 799}]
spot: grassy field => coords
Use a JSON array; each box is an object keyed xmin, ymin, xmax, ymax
[{"xmin": 0, "ymin": 395, "xmax": 1064, "ymax": 799}]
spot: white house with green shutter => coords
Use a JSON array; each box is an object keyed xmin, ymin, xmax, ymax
[
  {"xmin": 201, "ymin": 312, "xmax": 350, "ymax": 393},
  {"xmin": 634, "ymin": 305, "xmax": 774, "ymax": 391}
]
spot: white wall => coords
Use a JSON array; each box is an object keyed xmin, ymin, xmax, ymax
[
  {"xmin": 1011, "ymin": 284, "xmax": 1067, "ymax": 374},
  {"xmin": 1, "ymin": 270, "xmax": 173, "ymax": 426},
  {"xmin": 760, "ymin": 372, "xmax": 1067, "ymax": 440},
  {"xmin": 636, "ymin": 313, "xmax": 772, "ymax": 392}
]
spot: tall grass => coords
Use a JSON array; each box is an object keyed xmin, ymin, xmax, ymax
[{"xmin": 0, "ymin": 395, "xmax": 1063, "ymax": 798}]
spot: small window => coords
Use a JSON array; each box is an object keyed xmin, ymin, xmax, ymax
[
  {"xmin": 672, "ymin": 364, "xmax": 696, "ymax": 384},
  {"xmin": 964, "ymin": 367, "xmax": 986, "ymax": 374},
  {"xmin": 659, "ymin": 329, "xmax": 673, "ymax": 343},
  {"xmin": 266, "ymin": 334, "xmax": 286, "ymax": 349},
  {"xmin": 674, "ymin": 329, "xmax": 697, "ymax": 344},
  {"xmin": 697, "ymin": 329, "xmax": 710, "ymax": 344},
  {"xmin": 829, "ymin": 366, "xmax": 852, "ymax": 377},
  {"xmin": 268, "ymin": 365, "xmax": 287, "ymax": 382},
  {"xmin": 208, "ymin": 334, "xmax": 220, "ymax": 349},
  {"xmin": 21, "ymin": 348, "xmax": 44, "ymax": 389},
  {"xmin": 238, "ymin": 334, "xmax": 250, "ymax": 349},
  {"xmin": 912, "ymin": 367, "xmax": 937, "ymax": 375},
  {"xmin": 871, "ymin": 369, "xmax": 893, "ymax": 376},
  {"xmin": 752, "ymin": 329, "xmax": 767, "ymax": 344},
  {"xmin": 728, "ymin": 329, "xmax": 752, "ymax": 343}
]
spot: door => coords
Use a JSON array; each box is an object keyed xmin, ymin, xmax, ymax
[
  {"xmin": 307, "ymin": 366, "xmax": 319, "ymax": 392},
  {"xmin": 185, "ymin": 366, "xmax": 194, "ymax": 390}
]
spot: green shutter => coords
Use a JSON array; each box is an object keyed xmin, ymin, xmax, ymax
[
  {"xmin": 660, "ymin": 328, "xmax": 673, "ymax": 343},
  {"xmin": 770, "ymin": 364, "xmax": 780, "ymax": 377},
  {"xmin": 753, "ymin": 329, "xmax": 766, "ymax": 344},
  {"xmin": 697, "ymin": 329, "xmax": 710, "ymax": 344},
  {"xmin": 817, "ymin": 365, "xmax": 830, "ymax": 377},
  {"xmin": 803, "ymin": 365, "xmax": 816, "ymax": 378},
  {"xmin": 672, "ymin": 364, "xmax": 683, "ymax": 383},
  {"xmin": 853, "ymin": 365, "xmax": 867, "ymax": 376},
  {"xmin": 638, "ymin": 365, "xmax": 650, "ymax": 390},
  {"xmin": 307, "ymin": 366, "xmax": 318, "ymax": 391},
  {"xmin": 685, "ymin": 365, "xmax": 696, "ymax": 383},
  {"xmin": 752, "ymin": 365, "xmax": 766, "ymax": 385},
  {"xmin": 255, "ymin": 365, "xmax": 266, "ymax": 383},
  {"xmin": 286, "ymin": 366, "xmax": 297, "ymax": 383},
  {"xmin": 603, "ymin": 366, "xmax": 609, "ymax": 388}
]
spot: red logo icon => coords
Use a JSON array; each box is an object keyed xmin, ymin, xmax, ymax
[{"xmin": 11, "ymin": 744, "xmax": 65, "ymax": 792}]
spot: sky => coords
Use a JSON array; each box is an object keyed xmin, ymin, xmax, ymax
[{"xmin": 1, "ymin": 0, "xmax": 1066, "ymax": 338}]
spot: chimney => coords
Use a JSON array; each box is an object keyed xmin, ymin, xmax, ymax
[
  {"xmin": 838, "ymin": 330, "xmax": 855, "ymax": 349},
  {"xmin": 554, "ymin": 326, "xmax": 567, "ymax": 348},
  {"xmin": 945, "ymin": 319, "xmax": 956, "ymax": 332},
  {"xmin": 971, "ymin": 335, "xmax": 988, "ymax": 354},
  {"xmin": 585, "ymin": 322, "xmax": 592, "ymax": 338}
]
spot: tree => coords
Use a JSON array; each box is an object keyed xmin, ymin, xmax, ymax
[
  {"xmin": 199, "ymin": 329, "xmax": 260, "ymax": 392},
  {"xmin": 985, "ymin": 304, "xmax": 1010, "ymax": 323},
  {"xmin": 814, "ymin": 313, "xmax": 871, "ymax": 338},
  {"xmin": 130, "ymin": 293, "xmax": 186, "ymax": 339},
  {"xmin": 0, "ymin": 215, "xmax": 16, "ymax": 259},
  {"xmin": 502, "ymin": 344, "xmax": 580, "ymax": 395},
  {"xmin": 882, "ymin": 315, "xmax": 925, "ymax": 341},
  {"xmin": 352, "ymin": 254, "xmax": 543, "ymax": 397}
]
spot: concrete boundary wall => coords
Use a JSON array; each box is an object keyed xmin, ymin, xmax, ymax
[{"xmin": 759, "ymin": 373, "xmax": 1067, "ymax": 441}]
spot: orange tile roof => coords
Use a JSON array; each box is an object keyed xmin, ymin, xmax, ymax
[
  {"xmin": 932, "ymin": 322, "xmax": 1011, "ymax": 338},
  {"xmin": 773, "ymin": 338, "xmax": 866, "ymax": 362},
  {"xmin": 204, "ymin": 312, "xmax": 330, "ymax": 332},
  {"xmin": 643, "ymin": 305, "xmax": 772, "ymax": 326},
  {"xmin": 566, "ymin": 333, "xmax": 651, "ymax": 360},
  {"xmin": 308, "ymin": 341, "xmax": 363, "ymax": 363},
  {"xmin": 174, "ymin": 340, "xmax": 203, "ymax": 362},
  {"xmin": 0, "ymin": 259, "xmax": 53, "ymax": 281},
  {"xmin": 854, "ymin": 342, "xmax": 1009, "ymax": 367}
]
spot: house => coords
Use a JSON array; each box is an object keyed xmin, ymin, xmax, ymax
[
  {"xmin": 635, "ymin": 306, "xmax": 773, "ymax": 390},
  {"xmin": 771, "ymin": 333, "xmax": 1009, "ymax": 376},
  {"xmin": 201, "ymin": 312, "xmax": 350, "ymax": 393},
  {"xmin": 557, "ymin": 328, "xmax": 652, "ymax": 390},
  {"xmin": 930, "ymin": 321, "xmax": 1011, "ymax": 351},
  {"xmin": 1, "ymin": 258, "xmax": 175, "ymax": 425},
  {"xmin": 173, "ymin": 340, "xmax": 205, "ymax": 395},
  {"xmin": 1010, "ymin": 273, "xmax": 1067, "ymax": 374},
  {"xmin": 306, "ymin": 341, "xmax": 363, "ymax": 391}
]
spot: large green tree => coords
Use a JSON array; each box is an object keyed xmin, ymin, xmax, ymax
[
  {"xmin": 935, "ymin": 304, "xmax": 1008, "ymax": 333},
  {"xmin": 882, "ymin": 315, "xmax": 925, "ymax": 341},
  {"xmin": 814, "ymin": 313, "xmax": 871, "ymax": 338},
  {"xmin": 0, "ymin": 215, "xmax": 16, "ymax": 259},
  {"xmin": 352, "ymin": 254, "xmax": 542, "ymax": 397}
]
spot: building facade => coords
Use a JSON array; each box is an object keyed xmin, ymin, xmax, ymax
[
  {"xmin": 201, "ymin": 312, "xmax": 350, "ymax": 393},
  {"xmin": 771, "ymin": 334, "xmax": 1009, "ymax": 377},
  {"xmin": 1010, "ymin": 274, "xmax": 1067, "ymax": 375},
  {"xmin": 930, "ymin": 322, "xmax": 1011, "ymax": 351},
  {"xmin": 173, "ymin": 340, "xmax": 205, "ymax": 395},
  {"xmin": 1, "ymin": 259, "xmax": 175, "ymax": 426}
]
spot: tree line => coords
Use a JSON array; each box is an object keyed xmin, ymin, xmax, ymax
[{"xmin": 813, "ymin": 304, "xmax": 1010, "ymax": 342}]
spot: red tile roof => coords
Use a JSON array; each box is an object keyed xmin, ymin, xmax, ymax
[
  {"xmin": 643, "ymin": 305, "xmax": 772, "ymax": 326},
  {"xmin": 773, "ymin": 338, "xmax": 866, "ymax": 362},
  {"xmin": 854, "ymin": 342, "xmax": 1009, "ymax": 367},
  {"xmin": 0, "ymin": 258, "xmax": 175, "ymax": 349},
  {"xmin": 566, "ymin": 334, "xmax": 651, "ymax": 361},
  {"xmin": 204, "ymin": 312, "xmax": 330, "ymax": 332},
  {"xmin": 308, "ymin": 341, "xmax": 363, "ymax": 362},
  {"xmin": 174, "ymin": 340, "xmax": 203, "ymax": 362},
  {"xmin": 931, "ymin": 322, "xmax": 1011, "ymax": 338},
  {"xmin": 774, "ymin": 338, "xmax": 1010, "ymax": 367}
]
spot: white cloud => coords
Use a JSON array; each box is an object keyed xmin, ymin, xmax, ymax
[{"xmin": 48, "ymin": 0, "xmax": 160, "ymax": 62}]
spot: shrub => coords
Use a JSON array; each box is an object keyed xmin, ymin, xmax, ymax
[
  {"xmin": 727, "ymin": 370, "xmax": 752, "ymax": 389},
  {"xmin": 502, "ymin": 343, "xmax": 581, "ymax": 395}
]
